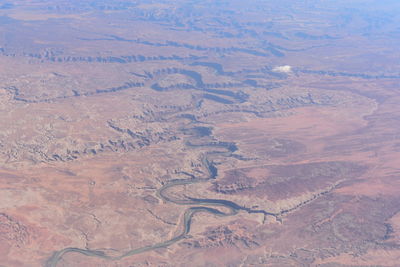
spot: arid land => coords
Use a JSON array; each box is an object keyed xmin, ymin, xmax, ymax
[{"xmin": 1, "ymin": 1, "xmax": 400, "ymax": 266}]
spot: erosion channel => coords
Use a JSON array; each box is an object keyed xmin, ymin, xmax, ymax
[{"xmin": 45, "ymin": 155, "xmax": 277, "ymax": 267}]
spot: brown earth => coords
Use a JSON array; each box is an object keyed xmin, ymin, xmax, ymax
[{"xmin": 0, "ymin": 0, "xmax": 400, "ymax": 266}]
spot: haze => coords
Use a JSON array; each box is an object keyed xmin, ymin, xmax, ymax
[{"xmin": 0, "ymin": 1, "xmax": 399, "ymax": 266}]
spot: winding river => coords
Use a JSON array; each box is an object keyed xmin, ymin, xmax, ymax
[{"xmin": 45, "ymin": 157, "xmax": 276, "ymax": 267}]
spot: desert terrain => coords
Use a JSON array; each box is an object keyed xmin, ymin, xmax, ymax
[{"xmin": 0, "ymin": 0, "xmax": 400, "ymax": 266}]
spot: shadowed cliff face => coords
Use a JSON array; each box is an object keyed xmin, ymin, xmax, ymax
[{"xmin": 0, "ymin": 0, "xmax": 400, "ymax": 266}]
